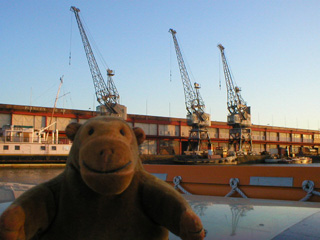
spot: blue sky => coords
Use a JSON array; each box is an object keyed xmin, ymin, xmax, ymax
[{"xmin": 1, "ymin": 1, "xmax": 320, "ymax": 130}]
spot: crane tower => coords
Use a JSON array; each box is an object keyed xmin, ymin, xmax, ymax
[
  {"xmin": 218, "ymin": 44, "xmax": 252, "ymax": 154},
  {"xmin": 71, "ymin": 6, "xmax": 127, "ymax": 119},
  {"xmin": 169, "ymin": 29, "xmax": 211, "ymax": 154}
]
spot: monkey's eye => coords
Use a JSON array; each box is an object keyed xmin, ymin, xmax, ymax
[
  {"xmin": 120, "ymin": 129, "xmax": 125, "ymax": 136},
  {"xmin": 88, "ymin": 128, "xmax": 94, "ymax": 135}
]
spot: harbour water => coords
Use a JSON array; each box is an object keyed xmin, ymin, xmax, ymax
[
  {"xmin": 2, "ymin": 162, "xmax": 320, "ymax": 186},
  {"xmin": 0, "ymin": 166, "xmax": 65, "ymax": 185}
]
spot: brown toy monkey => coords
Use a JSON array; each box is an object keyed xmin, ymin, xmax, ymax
[{"xmin": 0, "ymin": 116, "xmax": 204, "ymax": 240}]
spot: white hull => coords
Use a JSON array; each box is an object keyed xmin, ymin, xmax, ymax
[
  {"xmin": 0, "ymin": 142, "xmax": 71, "ymax": 157},
  {"xmin": 0, "ymin": 124, "xmax": 71, "ymax": 159}
]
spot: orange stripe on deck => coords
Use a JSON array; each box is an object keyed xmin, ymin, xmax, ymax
[{"xmin": 143, "ymin": 164, "xmax": 320, "ymax": 201}]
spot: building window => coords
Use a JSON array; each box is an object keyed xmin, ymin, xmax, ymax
[
  {"xmin": 3, "ymin": 145, "xmax": 9, "ymax": 150},
  {"xmin": 51, "ymin": 146, "xmax": 57, "ymax": 151},
  {"xmin": 41, "ymin": 146, "xmax": 46, "ymax": 151},
  {"xmin": 15, "ymin": 146, "xmax": 20, "ymax": 150}
]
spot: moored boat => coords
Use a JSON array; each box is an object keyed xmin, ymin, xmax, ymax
[
  {"xmin": 264, "ymin": 156, "xmax": 312, "ymax": 164},
  {"xmin": 0, "ymin": 124, "xmax": 71, "ymax": 162},
  {"xmin": 290, "ymin": 156, "xmax": 312, "ymax": 164}
]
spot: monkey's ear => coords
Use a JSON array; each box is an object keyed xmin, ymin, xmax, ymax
[
  {"xmin": 65, "ymin": 122, "xmax": 82, "ymax": 141},
  {"xmin": 133, "ymin": 127, "xmax": 146, "ymax": 145}
]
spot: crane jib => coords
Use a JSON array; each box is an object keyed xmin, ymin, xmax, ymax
[
  {"xmin": 70, "ymin": 6, "xmax": 120, "ymax": 114},
  {"xmin": 169, "ymin": 28, "xmax": 211, "ymax": 154},
  {"xmin": 169, "ymin": 29, "xmax": 208, "ymax": 121}
]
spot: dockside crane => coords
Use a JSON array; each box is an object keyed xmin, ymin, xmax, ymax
[
  {"xmin": 70, "ymin": 6, "xmax": 127, "ymax": 119},
  {"xmin": 218, "ymin": 44, "xmax": 252, "ymax": 154},
  {"xmin": 169, "ymin": 29, "xmax": 211, "ymax": 154}
]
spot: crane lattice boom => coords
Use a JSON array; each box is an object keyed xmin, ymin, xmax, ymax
[
  {"xmin": 218, "ymin": 44, "xmax": 250, "ymax": 122},
  {"xmin": 169, "ymin": 29, "xmax": 209, "ymax": 126},
  {"xmin": 218, "ymin": 43, "xmax": 252, "ymax": 154},
  {"xmin": 71, "ymin": 6, "xmax": 119, "ymax": 114}
]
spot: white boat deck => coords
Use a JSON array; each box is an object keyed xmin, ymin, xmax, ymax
[
  {"xmin": 1, "ymin": 183, "xmax": 320, "ymax": 239},
  {"xmin": 169, "ymin": 195, "xmax": 320, "ymax": 239}
]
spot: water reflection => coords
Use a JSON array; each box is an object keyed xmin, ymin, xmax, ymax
[
  {"xmin": 184, "ymin": 195, "xmax": 320, "ymax": 240},
  {"xmin": 0, "ymin": 182, "xmax": 35, "ymax": 203},
  {"xmin": 192, "ymin": 200, "xmax": 213, "ymax": 217},
  {"xmin": 0, "ymin": 167, "xmax": 64, "ymax": 203},
  {"xmin": 188, "ymin": 198, "xmax": 254, "ymax": 237},
  {"xmin": 229, "ymin": 204, "xmax": 253, "ymax": 236}
]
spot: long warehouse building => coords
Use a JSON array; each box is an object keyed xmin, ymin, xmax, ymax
[{"xmin": 0, "ymin": 104, "xmax": 319, "ymax": 155}]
